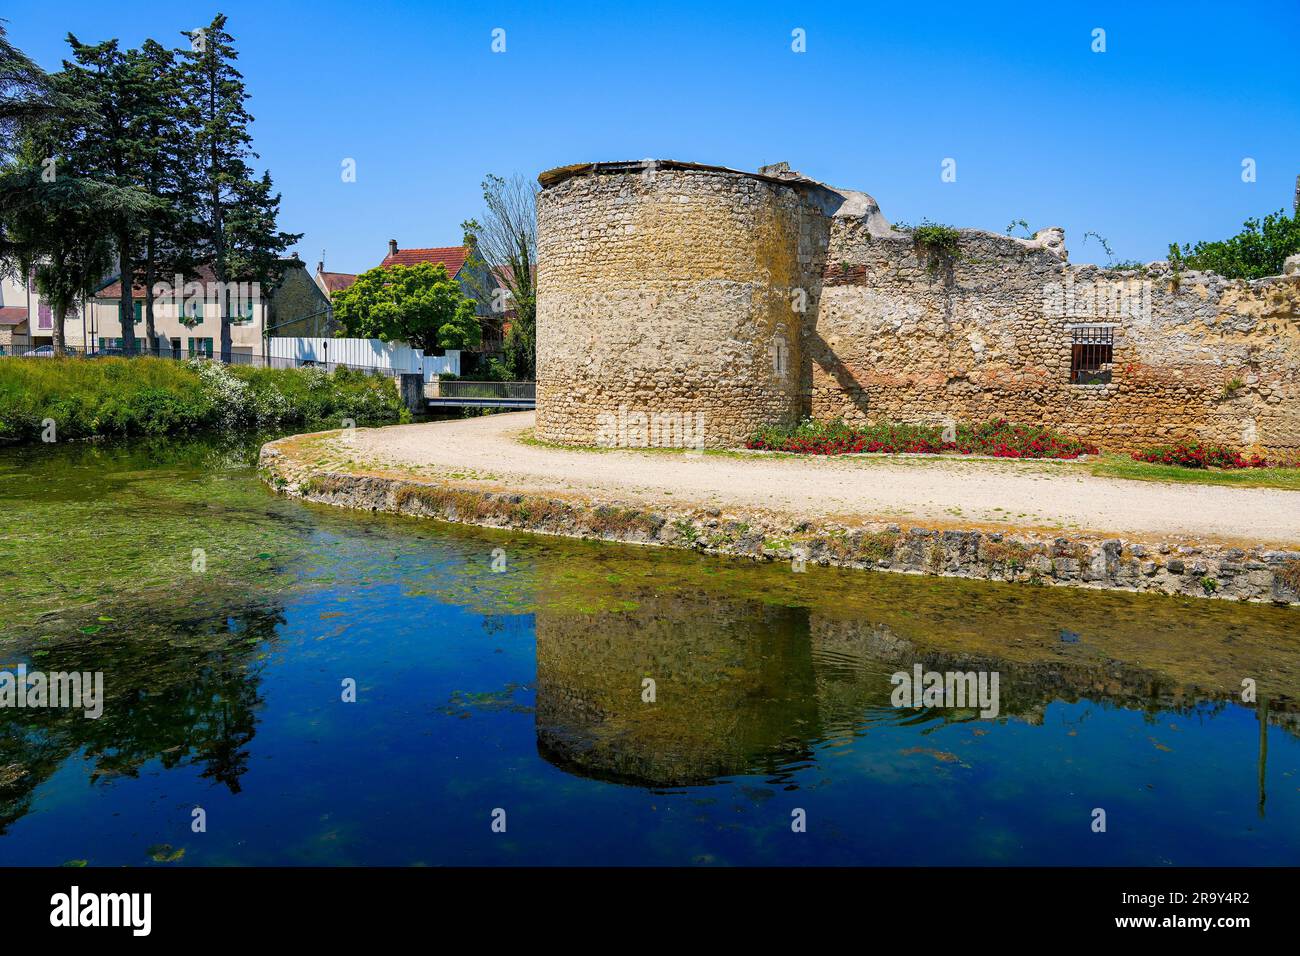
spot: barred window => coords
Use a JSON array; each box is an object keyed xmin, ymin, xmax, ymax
[{"xmin": 1070, "ymin": 326, "xmax": 1114, "ymax": 384}]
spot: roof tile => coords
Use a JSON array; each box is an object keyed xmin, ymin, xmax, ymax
[{"xmin": 380, "ymin": 246, "xmax": 469, "ymax": 275}]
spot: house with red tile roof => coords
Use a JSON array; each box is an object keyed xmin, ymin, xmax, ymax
[
  {"xmin": 89, "ymin": 257, "xmax": 334, "ymax": 360},
  {"xmin": 314, "ymin": 261, "xmax": 358, "ymax": 297},
  {"xmin": 379, "ymin": 240, "xmax": 471, "ymax": 276},
  {"xmin": 374, "ymin": 239, "xmax": 505, "ymax": 353}
]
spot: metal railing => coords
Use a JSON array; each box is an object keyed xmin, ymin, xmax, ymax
[
  {"xmin": 425, "ymin": 379, "xmax": 536, "ymax": 401},
  {"xmin": 0, "ymin": 343, "xmax": 404, "ymax": 378}
]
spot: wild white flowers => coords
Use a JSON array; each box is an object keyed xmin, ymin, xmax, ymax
[{"xmin": 189, "ymin": 357, "xmax": 252, "ymax": 428}]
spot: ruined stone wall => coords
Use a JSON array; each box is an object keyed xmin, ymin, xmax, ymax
[
  {"xmin": 537, "ymin": 159, "xmax": 1300, "ymax": 455},
  {"xmin": 813, "ymin": 223, "xmax": 1300, "ymax": 455},
  {"xmin": 535, "ymin": 161, "xmax": 832, "ymax": 448}
]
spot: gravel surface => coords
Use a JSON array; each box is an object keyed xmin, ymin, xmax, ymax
[{"xmin": 335, "ymin": 412, "xmax": 1300, "ymax": 546}]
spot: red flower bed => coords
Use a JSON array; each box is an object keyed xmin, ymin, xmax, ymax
[
  {"xmin": 746, "ymin": 418, "xmax": 1099, "ymax": 459},
  {"xmin": 1130, "ymin": 442, "xmax": 1295, "ymax": 469}
]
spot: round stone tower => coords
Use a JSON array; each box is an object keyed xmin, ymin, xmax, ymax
[{"xmin": 535, "ymin": 160, "xmax": 837, "ymax": 449}]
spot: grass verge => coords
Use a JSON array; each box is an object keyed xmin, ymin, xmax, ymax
[{"xmin": 1090, "ymin": 454, "xmax": 1300, "ymax": 491}]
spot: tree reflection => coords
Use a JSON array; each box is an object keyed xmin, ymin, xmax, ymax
[{"xmin": 0, "ymin": 600, "xmax": 281, "ymax": 832}]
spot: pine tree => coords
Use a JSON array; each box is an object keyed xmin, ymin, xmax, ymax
[
  {"xmin": 130, "ymin": 39, "xmax": 197, "ymax": 352},
  {"xmin": 58, "ymin": 34, "xmax": 157, "ymax": 353},
  {"xmin": 178, "ymin": 14, "xmax": 298, "ymax": 360}
]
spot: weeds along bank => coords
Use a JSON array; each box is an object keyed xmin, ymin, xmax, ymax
[
  {"xmin": 0, "ymin": 357, "xmax": 409, "ymax": 443},
  {"xmin": 259, "ymin": 430, "xmax": 1300, "ymax": 607}
]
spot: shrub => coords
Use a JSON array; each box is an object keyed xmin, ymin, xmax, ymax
[
  {"xmin": 894, "ymin": 219, "xmax": 962, "ymax": 273},
  {"xmin": 0, "ymin": 356, "xmax": 408, "ymax": 444},
  {"xmin": 1130, "ymin": 442, "xmax": 1295, "ymax": 469},
  {"xmin": 746, "ymin": 417, "xmax": 1098, "ymax": 459},
  {"xmin": 0, "ymin": 356, "xmax": 211, "ymax": 442},
  {"xmin": 1168, "ymin": 209, "xmax": 1300, "ymax": 280}
]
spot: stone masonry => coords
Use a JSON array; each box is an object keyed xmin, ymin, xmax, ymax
[{"xmin": 535, "ymin": 159, "xmax": 1300, "ymax": 455}]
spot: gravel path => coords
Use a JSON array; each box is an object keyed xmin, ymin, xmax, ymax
[{"xmin": 336, "ymin": 412, "xmax": 1300, "ymax": 546}]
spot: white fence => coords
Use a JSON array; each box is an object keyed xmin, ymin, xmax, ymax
[
  {"xmin": 269, "ymin": 337, "xmax": 424, "ymax": 374},
  {"xmin": 422, "ymin": 350, "xmax": 461, "ymax": 379}
]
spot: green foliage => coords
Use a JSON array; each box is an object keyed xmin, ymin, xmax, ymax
[
  {"xmin": 1090, "ymin": 454, "xmax": 1300, "ymax": 491},
  {"xmin": 56, "ymin": 33, "xmax": 164, "ymax": 353},
  {"xmin": 1168, "ymin": 209, "xmax": 1300, "ymax": 280},
  {"xmin": 0, "ymin": 356, "xmax": 210, "ymax": 441},
  {"xmin": 1, "ymin": 18, "xmax": 298, "ymax": 358},
  {"xmin": 1106, "ymin": 260, "xmax": 1148, "ymax": 273},
  {"xmin": 0, "ymin": 357, "xmax": 406, "ymax": 443},
  {"xmin": 1081, "ymin": 230, "xmax": 1115, "ymax": 264},
  {"xmin": 1220, "ymin": 377, "xmax": 1245, "ymax": 399},
  {"xmin": 177, "ymin": 14, "xmax": 300, "ymax": 359},
  {"xmin": 332, "ymin": 262, "xmax": 481, "ymax": 352},
  {"xmin": 896, "ymin": 219, "xmax": 961, "ymax": 272},
  {"xmin": 226, "ymin": 363, "xmax": 409, "ymax": 428},
  {"xmin": 1, "ymin": 58, "xmax": 154, "ymax": 354},
  {"xmin": 461, "ymin": 173, "xmax": 537, "ymax": 379}
]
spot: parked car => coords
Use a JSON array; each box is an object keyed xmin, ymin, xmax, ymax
[{"xmin": 21, "ymin": 346, "xmax": 55, "ymax": 358}]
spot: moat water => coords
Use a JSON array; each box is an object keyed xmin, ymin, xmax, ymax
[{"xmin": 1, "ymin": 434, "xmax": 1298, "ymax": 866}]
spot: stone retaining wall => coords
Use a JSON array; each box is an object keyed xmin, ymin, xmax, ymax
[{"xmin": 259, "ymin": 439, "xmax": 1300, "ymax": 606}]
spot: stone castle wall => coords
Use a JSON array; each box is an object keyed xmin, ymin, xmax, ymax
[
  {"xmin": 536, "ymin": 159, "xmax": 1300, "ymax": 455},
  {"xmin": 535, "ymin": 161, "xmax": 835, "ymax": 447},
  {"xmin": 813, "ymin": 223, "xmax": 1300, "ymax": 454}
]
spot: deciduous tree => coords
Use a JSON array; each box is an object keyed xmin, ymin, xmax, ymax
[
  {"xmin": 332, "ymin": 262, "xmax": 481, "ymax": 352},
  {"xmin": 178, "ymin": 14, "xmax": 298, "ymax": 359},
  {"xmin": 462, "ymin": 173, "xmax": 537, "ymax": 379},
  {"xmin": 1170, "ymin": 209, "xmax": 1300, "ymax": 280}
]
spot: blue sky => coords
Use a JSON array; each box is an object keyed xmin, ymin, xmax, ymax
[{"xmin": 6, "ymin": 1, "xmax": 1299, "ymax": 272}]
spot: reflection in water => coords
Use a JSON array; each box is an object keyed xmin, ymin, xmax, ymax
[
  {"xmin": 2, "ymin": 434, "xmax": 1299, "ymax": 864},
  {"xmin": 533, "ymin": 589, "xmax": 1295, "ymax": 795},
  {"xmin": 536, "ymin": 594, "xmax": 820, "ymax": 786},
  {"xmin": 0, "ymin": 600, "xmax": 280, "ymax": 834}
]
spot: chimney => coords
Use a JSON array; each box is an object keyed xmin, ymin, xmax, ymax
[
  {"xmin": 317, "ymin": 260, "xmax": 324, "ymax": 274},
  {"xmin": 388, "ymin": 239, "xmax": 398, "ymax": 258}
]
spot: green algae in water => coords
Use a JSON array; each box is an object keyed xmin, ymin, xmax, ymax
[
  {"xmin": 0, "ymin": 434, "xmax": 314, "ymax": 637},
  {"xmin": 2, "ymin": 433, "xmax": 1300, "ymax": 865}
]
